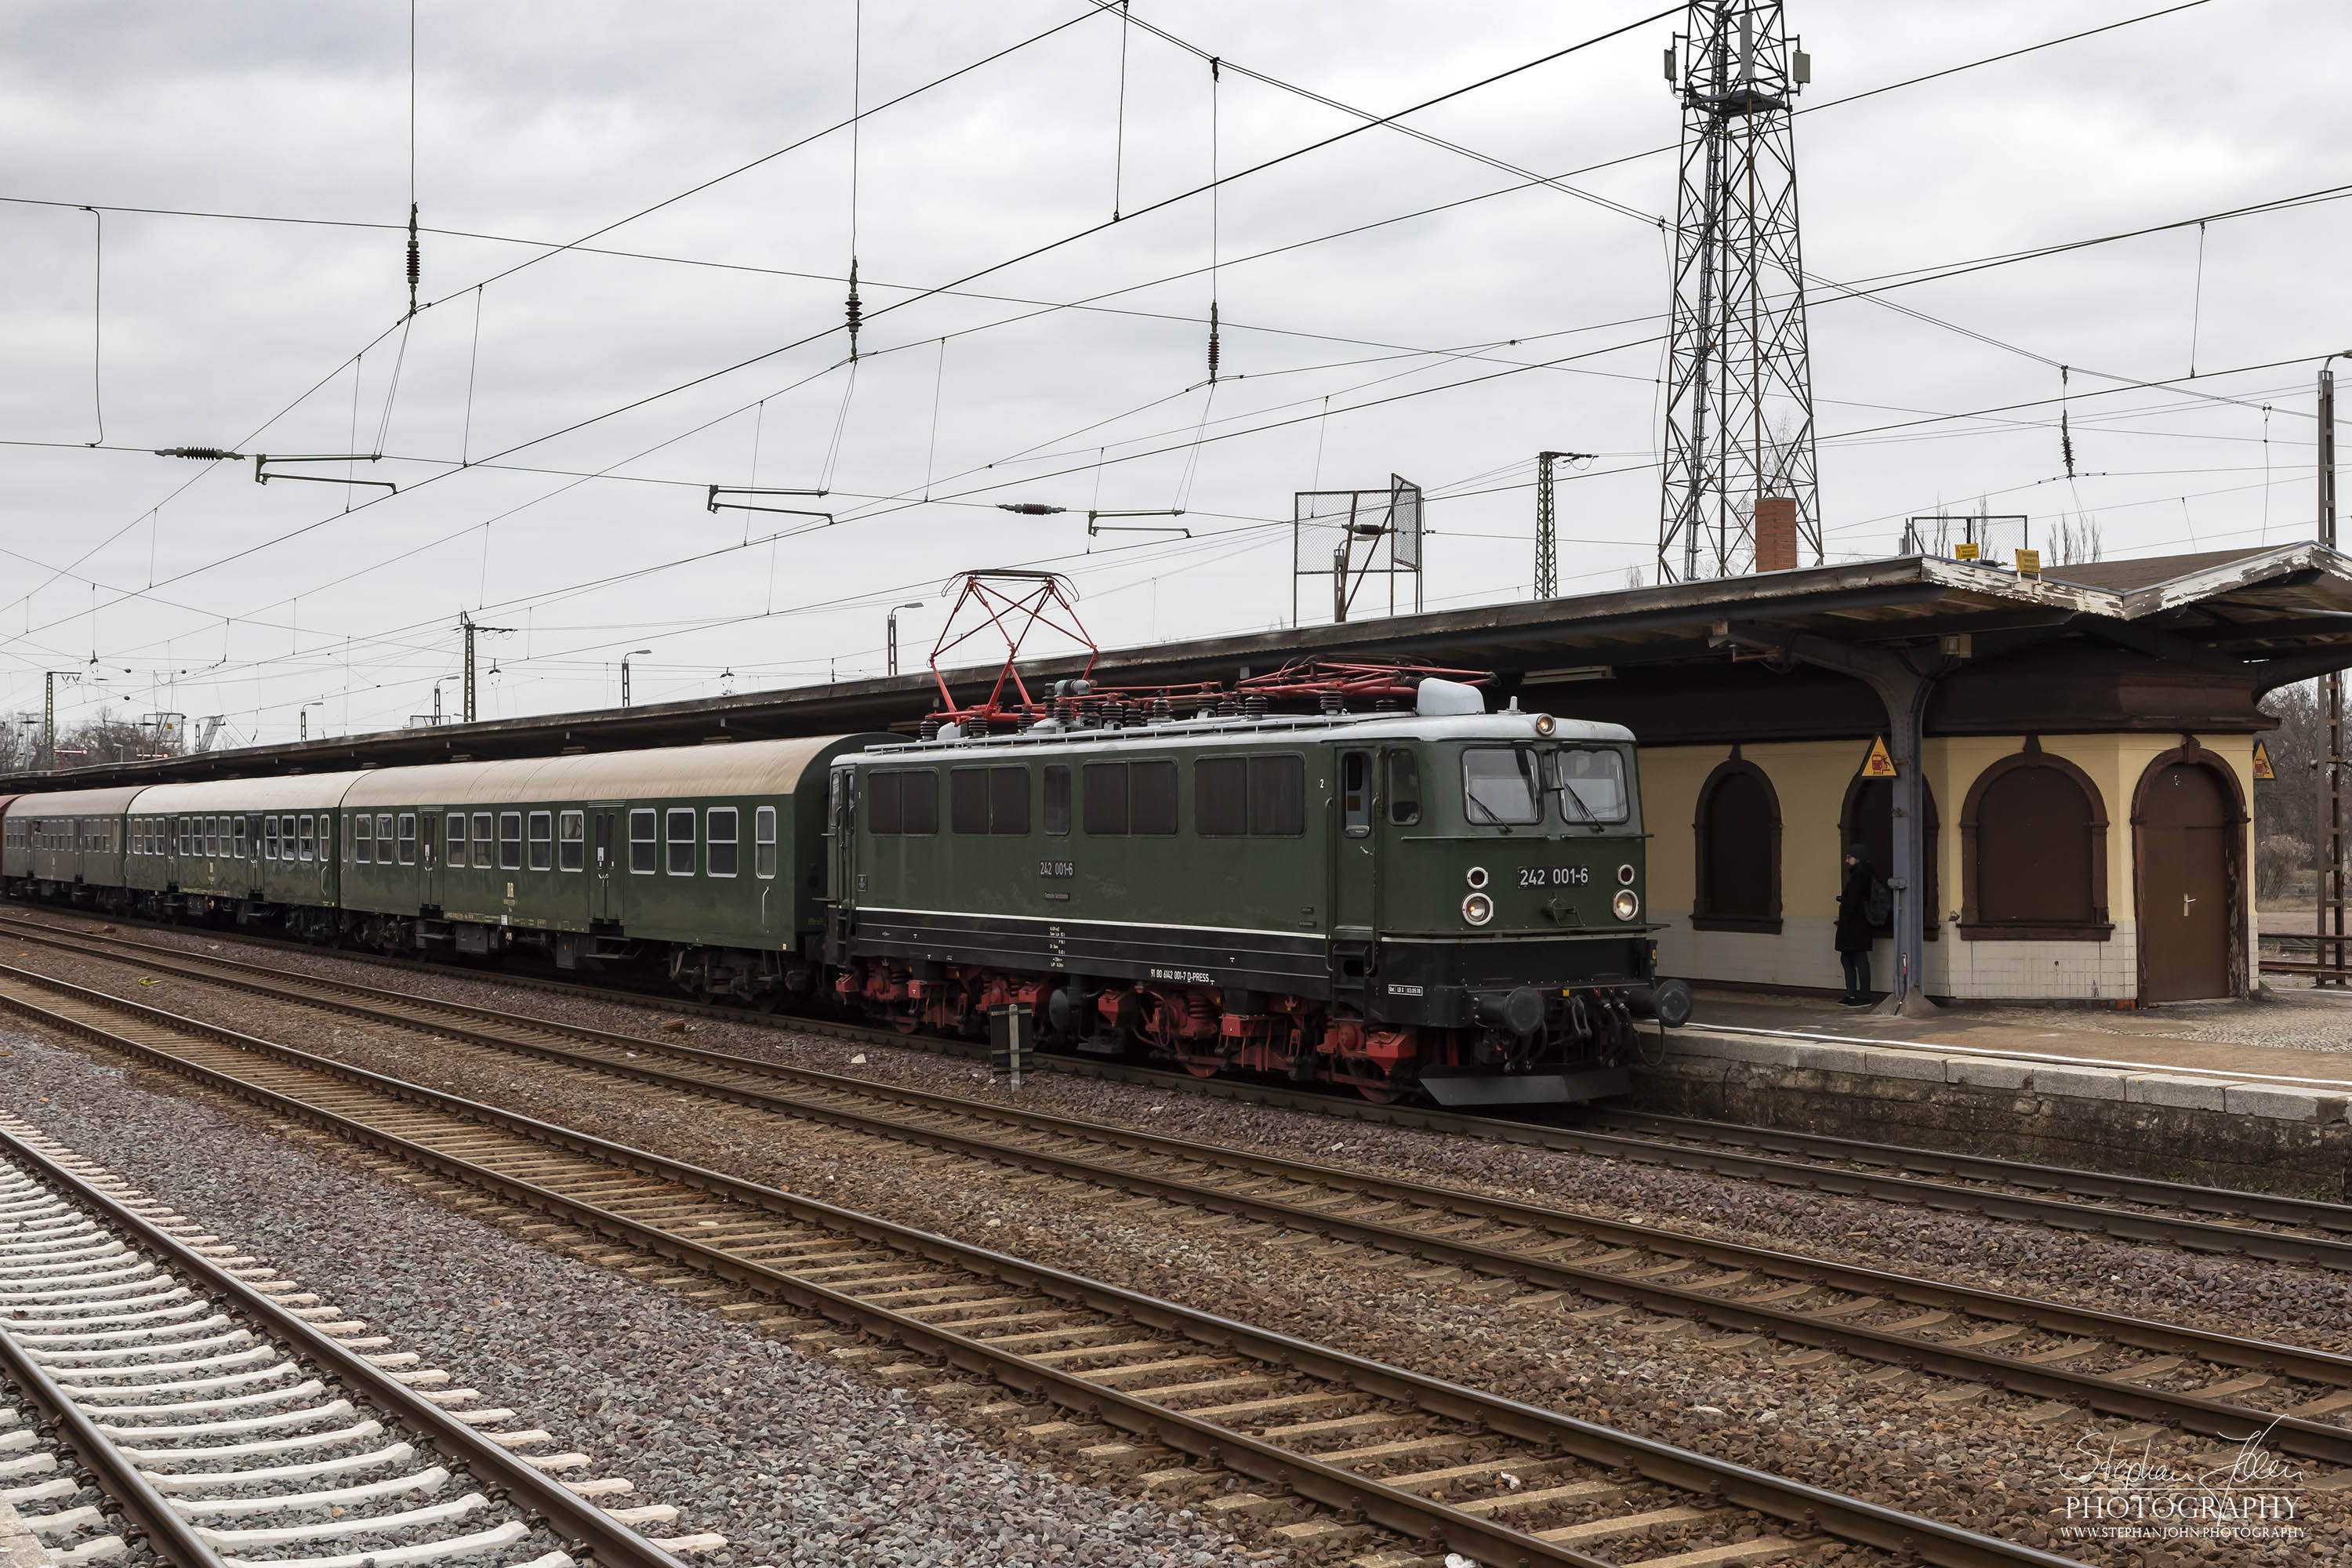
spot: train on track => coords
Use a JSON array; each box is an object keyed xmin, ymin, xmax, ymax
[{"xmin": 0, "ymin": 672, "xmax": 1684, "ymax": 1105}]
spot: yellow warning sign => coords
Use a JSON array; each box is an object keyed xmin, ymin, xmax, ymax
[
  {"xmin": 2014, "ymin": 547, "xmax": 2042, "ymax": 578},
  {"xmin": 1860, "ymin": 735, "xmax": 1898, "ymax": 778},
  {"xmin": 2252, "ymin": 739, "xmax": 2276, "ymax": 781}
]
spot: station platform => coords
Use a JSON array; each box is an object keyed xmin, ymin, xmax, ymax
[{"xmin": 1638, "ymin": 987, "xmax": 2352, "ymax": 1200}]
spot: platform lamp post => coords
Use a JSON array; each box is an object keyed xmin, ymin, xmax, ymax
[
  {"xmin": 887, "ymin": 603, "xmax": 924, "ymax": 677},
  {"xmin": 621, "ymin": 650, "xmax": 651, "ymax": 710}
]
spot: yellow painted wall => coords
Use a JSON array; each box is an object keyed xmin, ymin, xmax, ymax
[{"xmin": 1639, "ymin": 731, "xmax": 2260, "ymax": 1000}]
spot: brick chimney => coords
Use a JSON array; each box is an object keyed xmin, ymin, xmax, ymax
[{"xmin": 1753, "ymin": 495, "xmax": 1798, "ymax": 572}]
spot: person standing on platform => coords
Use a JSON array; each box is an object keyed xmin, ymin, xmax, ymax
[{"xmin": 1835, "ymin": 843, "xmax": 1876, "ymax": 1007}]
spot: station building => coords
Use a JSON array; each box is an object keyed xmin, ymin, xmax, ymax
[{"xmin": 13, "ymin": 543, "xmax": 2350, "ymax": 1008}]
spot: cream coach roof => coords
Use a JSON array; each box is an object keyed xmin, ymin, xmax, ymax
[
  {"xmin": 7, "ymin": 786, "xmax": 147, "ymax": 819},
  {"xmin": 338, "ymin": 735, "xmax": 861, "ymax": 809},
  {"xmin": 132, "ymin": 773, "xmax": 372, "ymax": 815}
]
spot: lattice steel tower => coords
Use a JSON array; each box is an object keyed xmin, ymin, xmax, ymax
[{"xmin": 1657, "ymin": 2, "xmax": 1820, "ymax": 582}]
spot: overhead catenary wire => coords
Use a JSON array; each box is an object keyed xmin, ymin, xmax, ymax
[{"xmin": 2, "ymin": 2, "xmax": 2301, "ymax": 715}]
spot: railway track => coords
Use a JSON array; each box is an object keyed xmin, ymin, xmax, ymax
[
  {"xmin": 0, "ymin": 1113, "xmax": 710, "ymax": 1568},
  {"xmin": 12, "ymin": 915, "xmax": 2352, "ymax": 1481},
  {"xmin": 0, "ymin": 958, "xmax": 2082, "ymax": 1568},
  {"xmin": 9, "ymin": 906, "xmax": 2350, "ymax": 1269}
]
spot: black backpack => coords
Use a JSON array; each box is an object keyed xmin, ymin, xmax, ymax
[{"xmin": 1864, "ymin": 877, "xmax": 1892, "ymax": 926}]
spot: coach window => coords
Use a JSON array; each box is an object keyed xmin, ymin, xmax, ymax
[
  {"xmin": 559, "ymin": 811, "xmax": 585, "ymax": 871},
  {"xmin": 754, "ymin": 807, "xmax": 778, "ymax": 877},
  {"xmin": 1082, "ymin": 761, "xmax": 1127, "ymax": 835},
  {"xmin": 629, "ymin": 808, "xmax": 657, "ymax": 873},
  {"xmin": 446, "ymin": 813, "xmax": 467, "ymax": 867},
  {"xmin": 298, "ymin": 816, "xmax": 316, "ymax": 862},
  {"xmin": 1341, "ymin": 753, "xmax": 1372, "ymax": 837},
  {"xmin": 376, "ymin": 815, "xmax": 394, "ymax": 858},
  {"xmin": 354, "ymin": 815, "xmax": 374, "ymax": 864},
  {"xmin": 707, "ymin": 808, "xmax": 739, "ymax": 877},
  {"xmin": 398, "ymin": 814, "xmax": 418, "ymax": 866},
  {"xmin": 261, "ymin": 818, "xmax": 276, "ymax": 861},
  {"xmin": 473, "ymin": 813, "xmax": 494, "ymax": 869},
  {"xmin": 666, "ymin": 808, "xmax": 696, "ymax": 874},
  {"xmin": 1384, "ymin": 749, "xmax": 1421, "ymax": 826},
  {"xmin": 1691, "ymin": 756, "xmax": 1781, "ymax": 933},
  {"xmin": 1043, "ymin": 765, "xmax": 1071, "ymax": 836},
  {"xmin": 1462, "ymin": 747, "xmax": 1542, "ymax": 826},
  {"xmin": 525, "ymin": 811, "xmax": 552, "ymax": 871},
  {"xmin": 498, "ymin": 812, "xmax": 524, "ymax": 872},
  {"xmin": 234, "ymin": 817, "xmax": 249, "ymax": 858}
]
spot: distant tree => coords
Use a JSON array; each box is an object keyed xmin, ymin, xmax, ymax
[{"xmin": 2255, "ymin": 681, "xmax": 2324, "ymax": 902}]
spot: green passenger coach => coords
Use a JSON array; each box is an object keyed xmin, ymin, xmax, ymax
[
  {"xmin": 335, "ymin": 735, "xmax": 883, "ymax": 998},
  {"xmin": 828, "ymin": 681, "xmax": 1664, "ymax": 1103}
]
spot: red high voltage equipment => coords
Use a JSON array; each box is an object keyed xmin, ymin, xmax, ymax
[
  {"xmin": 1657, "ymin": 1, "xmax": 1820, "ymax": 583},
  {"xmin": 924, "ymin": 570, "xmax": 1486, "ymax": 732}
]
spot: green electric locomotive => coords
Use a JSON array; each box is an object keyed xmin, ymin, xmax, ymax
[{"xmin": 828, "ymin": 677, "xmax": 1667, "ymax": 1103}]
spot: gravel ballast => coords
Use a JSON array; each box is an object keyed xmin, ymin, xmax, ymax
[{"xmin": 0, "ymin": 1025, "xmax": 1272, "ymax": 1568}]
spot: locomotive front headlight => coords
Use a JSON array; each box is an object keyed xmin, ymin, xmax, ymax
[
  {"xmin": 1461, "ymin": 891, "xmax": 1495, "ymax": 926},
  {"xmin": 1534, "ymin": 713, "xmax": 1556, "ymax": 737},
  {"xmin": 1617, "ymin": 863, "xmax": 1636, "ymax": 886},
  {"xmin": 1465, "ymin": 866, "xmax": 1489, "ymax": 890},
  {"xmin": 1612, "ymin": 888, "xmax": 1640, "ymax": 921}
]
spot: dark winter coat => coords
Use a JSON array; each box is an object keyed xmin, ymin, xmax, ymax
[{"xmin": 1835, "ymin": 860, "xmax": 1877, "ymax": 953}]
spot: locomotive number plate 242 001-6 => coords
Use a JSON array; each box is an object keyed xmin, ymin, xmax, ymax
[
  {"xmin": 1519, "ymin": 866, "xmax": 1592, "ymax": 888},
  {"xmin": 1038, "ymin": 860, "xmax": 1076, "ymax": 878}
]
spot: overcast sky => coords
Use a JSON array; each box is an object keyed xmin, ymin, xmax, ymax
[{"xmin": 1, "ymin": 0, "xmax": 2344, "ymax": 747}]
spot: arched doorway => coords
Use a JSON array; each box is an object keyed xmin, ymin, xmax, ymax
[
  {"xmin": 2133, "ymin": 746, "xmax": 2245, "ymax": 1002},
  {"xmin": 1839, "ymin": 773, "xmax": 1940, "ymax": 941}
]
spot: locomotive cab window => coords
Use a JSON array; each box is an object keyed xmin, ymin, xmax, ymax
[
  {"xmin": 447, "ymin": 814, "xmax": 467, "ymax": 867},
  {"xmin": 629, "ymin": 809, "xmax": 657, "ymax": 873},
  {"xmin": 706, "ymin": 808, "xmax": 738, "ymax": 877},
  {"xmin": 1462, "ymin": 746, "xmax": 1542, "ymax": 826},
  {"xmin": 753, "ymin": 806, "xmax": 778, "ymax": 877},
  {"xmin": 1341, "ymin": 753, "xmax": 1372, "ymax": 837},
  {"xmin": 1551, "ymin": 746, "xmax": 1630, "ymax": 826},
  {"xmin": 527, "ymin": 811, "xmax": 553, "ymax": 871},
  {"xmin": 666, "ymin": 808, "xmax": 696, "ymax": 873},
  {"xmin": 558, "ymin": 811, "xmax": 585, "ymax": 872}
]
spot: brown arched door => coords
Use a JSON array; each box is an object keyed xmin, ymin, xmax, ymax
[{"xmin": 2137, "ymin": 757, "xmax": 2236, "ymax": 1002}]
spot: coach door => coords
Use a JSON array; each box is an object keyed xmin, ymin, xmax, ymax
[
  {"xmin": 1331, "ymin": 750, "xmax": 1379, "ymax": 1009},
  {"xmin": 590, "ymin": 802, "xmax": 624, "ymax": 925}
]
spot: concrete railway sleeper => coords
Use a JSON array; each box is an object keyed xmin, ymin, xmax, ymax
[
  {"xmin": 17, "ymin": 935, "xmax": 2352, "ymax": 1480},
  {"xmin": 0, "ymin": 1116, "xmax": 707, "ymax": 1568},
  {"xmin": 0, "ymin": 967, "xmax": 2077, "ymax": 1568},
  {"xmin": 5, "ymin": 909, "xmax": 2350, "ymax": 1273}
]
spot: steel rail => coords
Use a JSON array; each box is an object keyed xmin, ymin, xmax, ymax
[
  {"xmin": 0, "ymin": 964, "xmax": 2082, "ymax": 1568},
  {"xmin": 10, "ymin": 906, "xmax": 2347, "ymax": 1266},
  {"xmin": 1591, "ymin": 1108, "xmax": 2352, "ymax": 1229},
  {"xmin": 0, "ymin": 1247, "xmax": 227, "ymax": 1568},
  {"xmin": 0, "ymin": 1120, "xmax": 689, "ymax": 1568},
  {"xmin": 19, "ymin": 924, "xmax": 2352, "ymax": 1465}
]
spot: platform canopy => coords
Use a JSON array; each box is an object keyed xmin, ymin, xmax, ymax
[{"xmin": 13, "ymin": 543, "xmax": 2352, "ymax": 790}]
